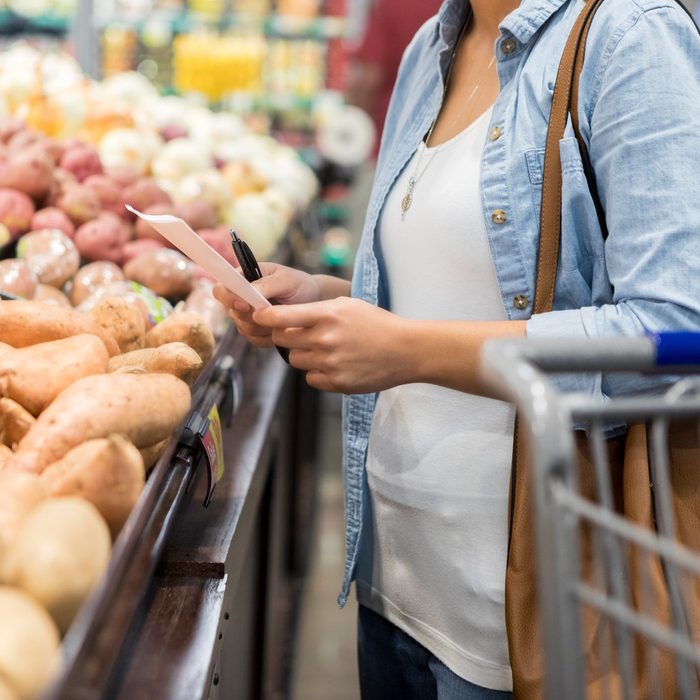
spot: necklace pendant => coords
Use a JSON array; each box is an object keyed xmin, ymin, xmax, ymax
[{"xmin": 401, "ymin": 177, "xmax": 416, "ymax": 221}]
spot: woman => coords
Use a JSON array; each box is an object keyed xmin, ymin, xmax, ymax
[{"xmin": 215, "ymin": 0, "xmax": 700, "ymax": 697}]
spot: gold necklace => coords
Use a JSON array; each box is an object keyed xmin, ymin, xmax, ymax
[{"xmin": 401, "ymin": 18, "xmax": 497, "ymax": 222}]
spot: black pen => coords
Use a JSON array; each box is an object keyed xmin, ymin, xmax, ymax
[{"xmin": 230, "ymin": 229, "xmax": 290, "ymax": 364}]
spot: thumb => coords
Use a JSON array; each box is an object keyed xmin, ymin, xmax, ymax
[{"xmin": 252, "ymin": 270, "xmax": 296, "ymax": 303}]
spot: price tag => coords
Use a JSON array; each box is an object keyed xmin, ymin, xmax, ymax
[{"xmin": 200, "ymin": 404, "xmax": 225, "ymax": 488}]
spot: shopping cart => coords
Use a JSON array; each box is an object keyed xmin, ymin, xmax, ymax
[{"xmin": 480, "ymin": 333, "xmax": 700, "ymax": 700}]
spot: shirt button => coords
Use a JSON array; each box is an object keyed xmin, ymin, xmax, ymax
[
  {"xmin": 501, "ymin": 38, "xmax": 518, "ymax": 55},
  {"xmin": 492, "ymin": 209, "xmax": 507, "ymax": 225},
  {"xmin": 489, "ymin": 126, "xmax": 503, "ymax": 141},
  {"xmin": 513, "ymin": 294, "xmax": 529, "ymax": 310}
]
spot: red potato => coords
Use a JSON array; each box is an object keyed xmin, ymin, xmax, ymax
[
  {"xmin": 177, "ymin": 199, "xmax": 218, "ymax": 231},
  {"xmin": 83, "ymin": 174, "xmax": 123, "ymax": 216},
  {"xmin": 134, "ymin": 202, "xmax": 178, "ymax": 245},
  {"xmin": 33, "ymin": 284, "xmax": 71, "ymax": 308},
  {"xmin": 197, "ymin": 227, "xmax": 238, "ymax": 266},
  {"xmin": 0, "ymin": 300, "xmax": 120, "ymax": 356},
  {"xmin": 121, "ymin": 178, "xmax": 171, "ymax": 221},
  {"xmin": 73, "ymin": 212, "xmax": 130, "ymax": 264},
  {"xmin": 17, "ymin": 229, "xmax": 80, "ymax": 288},
  {"xmin": 0, "ymin": 334, "xmax": 109, "ymax": 416},
  {"xmin": 31, "ymin": 207, "xmax": 75, "ymax": 239},
  {"xmin": 0, "ymin": 117, "xmax": 26, "ymax": 144},
  {"xmin": 6, "ymin": 372, "xmax": 191, "ymax": 473},
  {"xmin": 0, "ymin": 188, "xmax": 34, "ymax": 239},
  {"xmin": 124, "ymin": 248, "xmax": 195, "ymax": 299},
  {"xmin": 121, "ymin": 238, "xmax": 165, "ymax": 264},
  {"xmin": 0, "ymin": 146, "xmax": 53, "ymax": 201},
  {"xmin": 6, "ymin": 129, "xmax": 42, "ymax": 155},
  {"xmin": 56, "ymin": 185, "xmax": 101, "ymax": 226},
  {"xmin": 104, "ymin": 164, "xmax": 140, "ymax": 188},
  {"xmin": 45, "ymin": 167, "xmax": 78, "ymax": 207},
  {"xmin": 59, "ymin": 143, "xmax": 103, "ymax": 182},
  {"xmin": 70, "ymin": 260, "xmax": 124, "ymax": 306},
  {"xmin": 0, "ymin": 259, "xmax": 37, "ymax": 299}
]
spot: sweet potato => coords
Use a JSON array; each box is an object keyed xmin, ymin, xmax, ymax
[
  {"xmin": 40, "ymin": 435, "xmax": 145, "ymax": 539},
  {"xmin": 31, "ymin": 207, "xmax": 75, "ymax": 239},
  {"xmin": 7, "ymin": 372, "xmax": 191, "ymax": 472},
  {"xmin": 0, "ymin": 259, "xmax": 37, "ymax": 299},
  {"xmin": 145, "ymin": 311, "xmax": 215, "ymax": 364},
  {"xmin": 73, "ymin": 211, "xmax": 130, "ymax": 264},
  {"xmin": 0, "ymin": 188, "xmax": 34, "ymax": 239},
  {"xmin": 5, "ymin": 497, "xmax": 111, "ymax": 633},
  {"xmin": 123, "ymin": 248, "xmax": 195, "ymax": 299},
  {"xmin": 0, "ymin": 398, "xmax": 35, "ymax": 448},
  {"xmin": 0, "ymin": 343, "xmax": 11, "ymax": 356},
  {"xmin": 0, "ymin": 300, "xmax": 120, "ymax": 356},
  {"xmin": 107, "ymin": 342, "xmax": 202, "ymax": 384},
  {"xmin": 17, "ymin": 229, "xmax": 80, "ymax": 288},
  {"xmin": 70, "ymin": 261, "xmax": 124, "ymax": 306},
  {"xmin": 87, "ymin": 296, "xmax": 146, "ymax": 353},
  {"xmin": 139, "ymin": 438, "xmax": 168, "ymax": 471},
  {"xmin": 33, "ymin": 284, "xmax": 72, "ymax": 308},
  {"xmin": 0, "ymin": 334, "xmax": 109, "ymax": 416}
]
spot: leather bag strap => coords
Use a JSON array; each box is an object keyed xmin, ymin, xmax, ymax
[{"xmin": 534, "ymin": 0, "xmax": 606, "ymax": 314}]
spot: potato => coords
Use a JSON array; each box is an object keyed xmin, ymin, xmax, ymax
[
  {"xmin": 145, "ymin": 311, "xmax": 215, "ymax": 364},
  {"xmin": 104, "ymin": 163, "xmax": 140, "ymax": 188},
  {"xmin": 16, "ymin": 229, "xmax": 80, "ymax": 288},
  {"xmin": 0, "ymin": 674, "xmax": 19, "ymax": 700},
  {"xmin": 0, "ymin": 334, "xmax": 109, "ymax": 416},
  {"xmin": 59, "ymin": 143, "xmax": 103, "ymax": 182},
  {"xmin": 0, "ymin": 343, "xmax": 11, "ymax": 356},
  {"xmin": 0, "ymin": 398, "xmax": 35, "ymax": 448},
  {"xmin": 177, "ymin": 199, "xmax": 218, "ymax": 231},
  {"xmin": 0, "ymin": 188, "xmax": 34, "ymax": 239},
  {"xmin": 139, "ymin": 438, "xmax": 168, "ymax": 471},
  {"xmin": 197, "ymin": 227, "xmax": 238, "ymax": 266},
  {"xmin": 7, "ymin": 372, "xmax": 191, "ymax": 472},
  {"xmin": 30, "ymin": 207, "xmax": 75, "ymax": 239},
  {"xmin": 0, "ymin": 300, "xmax": 120, "ymax": 356},
  {"xmin": 0, "ymin": 587, "xmax": 60, "ymax": 699},
  {"xmin": 0, "ymin": 259, "xmax": 37, "ymax": 299},
  {"xmin": 121, "ymin": 178, "xmax": 171, "ymax": 220},
  {"xmin": 40, "ymin": 435, "xmax": 145, "ymax": 539},
  {"xmin": 0, "ymin": 470, "xmax": 46, "ymax": 575},
  {"xmin": 82, "ymin": 174, "xmax": 123, "ymax": 216},
  {"xmin": 45, "ymin": 167, "xmax": 77, "ymax": 207},
  {"xmin": 123, "ymin": 248, "xmax": 195, "ymax": 299},
  {"xmin": 70, "ymin": 260, "xmax": 124, "ymax": 306},
  {"xmin": 6, "ymin": 497, "xmax": 111, "ymax": 633},
  {"xmin": 0, "ymin": 444, "xmax": 11, "ymax": 466},
  {"xmin": 56, "ymin": 184, "xmax": 101, "ymax": 226},
  {"xmin": 134, "ymin": 202, "xmax": 179, "ymax": 244},
  {"xmin": 107, "ymin": 342, "xmax": 203, "ymax": 384},
  {"xmin": 184, "ymin": 278, "xmax": 229, "ymax": 338},
  {"xmin": 0, "ymin": 146, "xmax": 53, "ymax": 201},
  {"xmin": 121, "ymin": 237, "xmax": 165, "ymax": 264},
  {"xmin": 73, "ymin": 212, "xmax": 130, "ymax": 264},
  {"xmin": 87, "ymin": 296, "xmax": 146, "ymax": 353},
  {"xmin": 33, "ymin": 284, "xmax": 72, "ymax": 308}
]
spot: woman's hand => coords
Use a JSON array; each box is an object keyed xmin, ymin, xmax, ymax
[
  {"xmin": 213, "ymin": 263, "xmax": 322, "ymax": 348},
  {"xmin": 253, "ymin": 297, "xmax": 412, "ymax": 393}
]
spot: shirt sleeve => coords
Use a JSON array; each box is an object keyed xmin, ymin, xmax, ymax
[{"xmin": 526, "ymin": 4, "xmax": 700, "ymax": 399}]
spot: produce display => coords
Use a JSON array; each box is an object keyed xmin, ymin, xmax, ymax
[
  {"xmin": 0, "ymin": 300, "xmax": 206, "ymax": 698},
  {"xmin": 0, "ymin": 41, "xmax": 319, "ymax": 699}
]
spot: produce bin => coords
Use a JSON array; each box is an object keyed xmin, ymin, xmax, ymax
[{"xmin": 42, "ymin": 326, "xmax": 320, "ymax": 699}]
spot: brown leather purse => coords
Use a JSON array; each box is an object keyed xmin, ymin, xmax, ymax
[{"xmin": 505, "ymin": 1, "xmax": 700, "ymax": 697}]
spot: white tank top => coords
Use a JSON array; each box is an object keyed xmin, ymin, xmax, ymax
[{"xmin": 357, "ymin": 106, "xmax": 515, "ymax": 691}]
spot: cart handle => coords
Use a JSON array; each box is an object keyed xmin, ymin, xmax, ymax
[{"xmin": 647, "ymin": 332, "xmax": 700, "ymax": 367}]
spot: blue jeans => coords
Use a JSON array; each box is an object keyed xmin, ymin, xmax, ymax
[{"xmin": 357, "ymin": 605, "xmax": 513, "ymax": 700}]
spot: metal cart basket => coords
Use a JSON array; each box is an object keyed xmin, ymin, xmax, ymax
[{"xmin": 480, "ymin": 333, "xmax": 700, "ymax": 700}]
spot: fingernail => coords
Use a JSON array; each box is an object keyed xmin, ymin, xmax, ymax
[{"xmin": 234, "ymin": 301, "xmax": 248, "ymax": 312}]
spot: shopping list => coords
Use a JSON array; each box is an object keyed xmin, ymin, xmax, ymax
[{"xmin": 125, "ymin": 205, "xmax": 270, "ymax": 310}]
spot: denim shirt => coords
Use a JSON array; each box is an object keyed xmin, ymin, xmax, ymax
[{"xmin": 338, "ymin": 0, "xmax": 700, "ymax": 606}]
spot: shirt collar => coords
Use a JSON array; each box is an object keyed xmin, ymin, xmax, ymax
[{"xmin": 435, "ymin": 0, "xmax": 572, "ymax": 47}]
